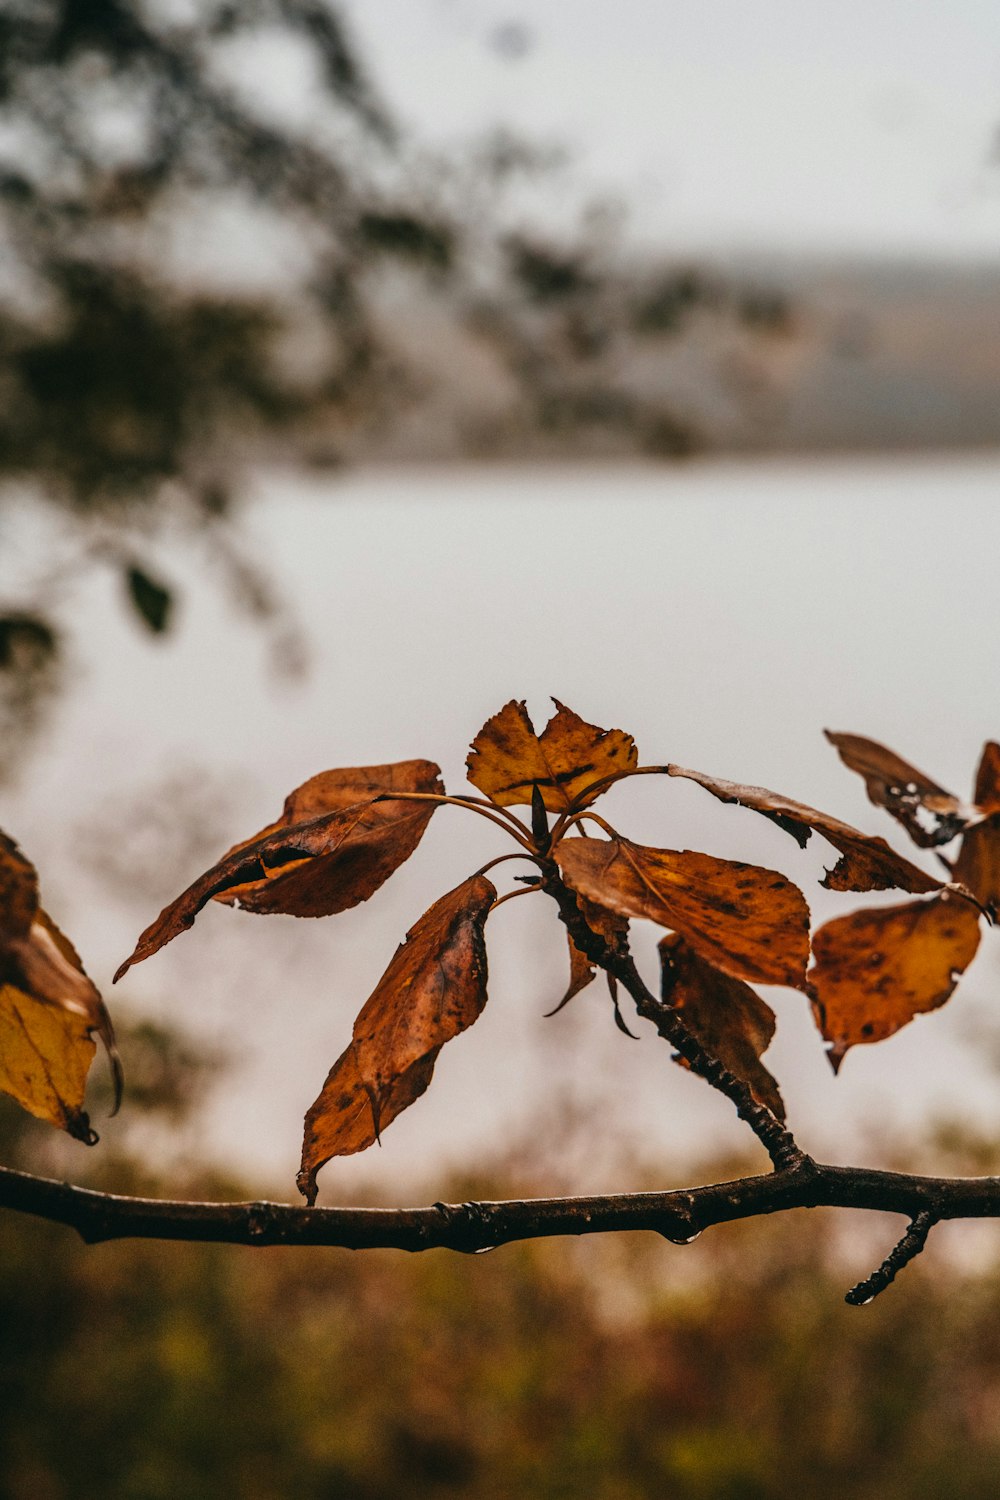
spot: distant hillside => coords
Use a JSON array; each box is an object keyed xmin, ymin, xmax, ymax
[{"xmin": 347, "ymin": 258, "xmax": 1000, "ymax": 461}]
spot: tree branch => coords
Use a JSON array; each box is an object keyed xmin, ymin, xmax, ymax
[
  {"xmin": 844, "ymin": 1211, "xmax": 936, "ymax": 1305},
  {"xmin": 0, "ymin": 1160, "xmax": 997, "ymax": 1280}
]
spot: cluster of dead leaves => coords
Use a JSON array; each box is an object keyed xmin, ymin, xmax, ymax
[{"xmin": 2, "ymin": 698, "xmax": 996, "ymax": 1203}]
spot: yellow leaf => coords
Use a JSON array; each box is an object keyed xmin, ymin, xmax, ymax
[
  {"xmin": 467, "ymin": 699, "xmax": 637, "ymax": 812},
  {"xmin": 0, "ymin": 981, "xmax": 97, "ymax": 1140}
]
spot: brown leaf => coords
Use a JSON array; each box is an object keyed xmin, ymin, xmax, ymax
[
  {"xmin": 555, "ymin": 836, "xmax": 810, "ymax": 988},
  {"xmin": 555, "ymin": 936, "xmax": 597, "ymax": 1014},
  {"xmin": 298, "ymin": 874, "xmax": 495, "ymax": 1202},
  {"xmin": 808, "ymin": 893, "xmax": 982, "ymax": 1067},
  {"xmin": 668, "ymin": 764, "xmax": 941, "ymax": 894},
  {"xmin": 0, "ymin": 832, "xmax": 38, "ymax": 947},
  {"xmin": 115, "ymin": 759, "xmax": 443, "ymax": 980},
  {"xmin": 952, "ymin": 743, "xmax": 1000, "ymax": 914},
  {"xmin": 467, "ymin": 699, "xmax": 638, "ymax": 812},
  {"xmin": 658, "ymin": 933, "xmax": 785, "ymax": 1120},
  {"xmin": 548, "ymin": 895, "xmax": 630, "ymax": 1016},
  {"xmin": 825, "ymin": 731, "xmax": 974, "ymax": 848}
]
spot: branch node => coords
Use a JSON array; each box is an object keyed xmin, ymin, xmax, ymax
[
  {"xmin": 433, "ymin": 1199, "xmax": 503, "ymax": 1254},
  {"xmin": 246, "ymin": 1201, "xmax": 278, "ymax": 1242},
  {"xmin": 845, "ymin": 1210, "xmax": 935, "ymax": 1307}
]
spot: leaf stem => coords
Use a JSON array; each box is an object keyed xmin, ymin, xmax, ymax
[
  {"xmin": 373, "ymin": 792, "xmax": 536, "ymax": 851},
  {"xmin": 553, "ymin": 809, "xmax": 620, "ymax": 843},
  {"xmin": 489, "ymin": 886, "xmax": 542, "ymax": 914},
  {"xmin": 475, "ymin": 852, "xmax": 542, "ymax": 879}
]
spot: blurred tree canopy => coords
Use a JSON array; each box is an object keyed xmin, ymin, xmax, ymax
[{"xmin": 0, "ymin": 0, "xmax": 793, "ymax": 774}]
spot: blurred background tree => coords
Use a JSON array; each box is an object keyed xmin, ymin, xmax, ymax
[
  {"xmin": 0, "ymin": 0, "xmax": 429, "ymax": 754},
  {"xmin": 0, "ymin": 0, "xmax": 798, "ymax": 778}
]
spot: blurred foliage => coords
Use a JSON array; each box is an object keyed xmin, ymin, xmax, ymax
[
  {"xmin": 0, "ymin": 0, "xmax": 794, "ymax": 778},
  {"xmin": 3, "ymin": 1024, "xmax": 1000, "ymax": 1499}
]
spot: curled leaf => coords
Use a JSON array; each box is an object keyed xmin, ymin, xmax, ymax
[
  {"xmin": 658, "ymin": 933, "xmax": 785, "ymax": 1120},
  {"xmin": 952, "ymin": 742, "xmax": 1000, "ymax": 915},
  {"xmin": 668, "ymin": 764, "xmax": 942, "ymax": 894},
  {"xmin": 555, "ymin": 836, "xmax": 810, "ymax": 988},
  {"xmin": 467, "ymin": 699, "xmax": 637, "ymax": 812},
  {"xmin": 808, "ymin": 893, "xmax": 982, "ymax": 1068},
  {"xmin": 115, "ymin": 759, "xmax": 443, "ymax": 979},
  {"xmin": 825, "ymin": 731, "xmax": 974, "ymax": 848},
  {"xmin": 298, "ymin": 874, "xmax": 495, "ymax": 1202},
  {"xmin": 0, "ymin": 831, "xmax": 120, "ymax": 1130}
]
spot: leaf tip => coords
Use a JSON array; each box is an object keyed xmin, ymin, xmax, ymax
[{"xmin": 827, "ymin": 1043, "xmax": 847, "ymax": 1076}]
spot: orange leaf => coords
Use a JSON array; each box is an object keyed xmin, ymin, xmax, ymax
[
  {"xmin": 115, "ymin": 759, "xmax": 443, "ymax": 980},
  {"xmin": 825, "ymin": 731, "xmax": 974, "ymax": 848},
  {"xmin": 467, "ymin": 699, "xmax": 637, "ymax": 812},
  {"xmin": 658, "ymin": 933, "xmax": 785, "ymax": 1120},
  {"xmin": 298, "ymin": 874, "xmax": 495, "ymax": 1202},
  {"xmin": 668, "ymin": 764, "xmax": 941, "ymax": 894},
  {"xmin": 555, "ymin": 836, "xmax": 810, "ymax": 988},
  {"xmin": 808, "ymin": 893, "xmax": 982, "ymax": 1067},
  {"xmin": 952, "ymin": 742, "xmax": 1000, "ymax": 914}
]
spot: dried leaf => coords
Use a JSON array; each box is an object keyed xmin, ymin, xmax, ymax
[
  {"xmin": 467, "ymin": 699, "xmax": 637, "ymax": 812},
  {"xmin": 952, "ymin": 743, "xmax": 1000, "ymax": 914},
  {"xmin": 825, "ymin": 731, "xmax": 973, "ymax": 848},
  {"xmin": 555, "ymin": 836, "xmax": 810, "ymax": 988},
  {"xmin": 0, "ymin": 831, "xmax": 38, "ymax": 946},
  {"xmin": 668, "ymin": 764, "xmax": 941, "ymax": 894},
  {"xmin": 0, "ymin": 830, "xmax": 120, "ymax": 1129},
  {"xmin": 658, "ymin": 933, "xmax": 785, "ymax": 1119},
  {"xmin": 548, "ymin": 895, "xmax": 630, "ymax": 1016},
  {"xmin": 554, "ymin": 936, "xmax": 597, "ymax": 1015},
  {"xmin": 115, "ymin": 759, "xmax": 443, "ymax": 980},
  {"xmin": 971, "ymin": 741, "xmax": 1000, "ymax": 814},
  {"xmin": 298, "ymin": 874, "xmax": 495, "ymax": 1202},
  {"xmin": 808, "ymin": 893, "xmax": 982, "ymax": 1067},
  {"xmin": 0, "ymin": 980, "xmax": 97, "ymax": 1140}
]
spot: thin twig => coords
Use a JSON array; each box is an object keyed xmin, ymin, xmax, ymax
[{"xmin": 844, "ymin": 1211, "xmax": 936, "ymax": 1306}]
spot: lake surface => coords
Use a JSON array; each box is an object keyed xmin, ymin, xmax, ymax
[{"xmin": 8, "ymin": 455, "xmax": 1000, "ymax": 1197}]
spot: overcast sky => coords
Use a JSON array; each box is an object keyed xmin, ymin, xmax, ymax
[{"xmin": 340, "ymin": 0, "xmax": 1000, "ymax": 259}]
